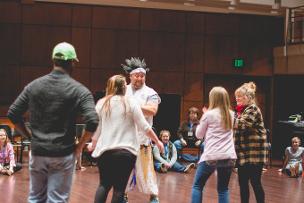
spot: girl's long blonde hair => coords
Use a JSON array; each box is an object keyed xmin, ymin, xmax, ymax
[
  {"xmin": 208, "ymin": 86, "xmax": 232, "ymax": 130},
  {"xmin": 102, "ymin": 75, "xmax": 127, "ymax": 117}
]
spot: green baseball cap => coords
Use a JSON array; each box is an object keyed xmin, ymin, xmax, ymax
[{"xmin": 52, "ymin": 42, "xmax": 79, "ymax": 62}]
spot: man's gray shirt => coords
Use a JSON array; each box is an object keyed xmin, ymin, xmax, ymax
[{"xmin": 7, "ymin": 70, "xmax": 99, "ymax": 157}]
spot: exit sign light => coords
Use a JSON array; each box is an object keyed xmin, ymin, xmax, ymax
[{"xmin": 233, "ymin": 58, "xmax": 244, "ymax": 68}]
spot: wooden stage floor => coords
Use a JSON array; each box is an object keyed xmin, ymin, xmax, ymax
[{"xmin": 0, "ymin": 162, "xmax": 303, "ymax": 203}]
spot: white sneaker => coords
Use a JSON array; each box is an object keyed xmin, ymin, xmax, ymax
[{"xmin": 184, "ymin": 163, "xmax": 195, "ymax": 173}]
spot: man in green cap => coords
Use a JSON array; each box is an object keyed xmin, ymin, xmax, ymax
[{"xmin": 7, "ymin": 42, "xmax": 99, "ymax": 203}]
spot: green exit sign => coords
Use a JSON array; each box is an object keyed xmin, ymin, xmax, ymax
[{"xmin": 233, "ymin": 58, "xmax": 244, "ymax": 68}]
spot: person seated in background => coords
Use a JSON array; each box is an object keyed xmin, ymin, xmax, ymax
[
  {"xmin": 174, "ymin": 107, "xmax": 204, "ymax": 163},
  {"xmin": 0, "ymin": 128, "xmax": 22, "ymax": 176},
  {"xmin": 279, "ymin": 136, "xmax": 304, "ymax": 177},
  {"xmin": 153, "ymin": 130, "xmax": 195, "ymax": 173}
]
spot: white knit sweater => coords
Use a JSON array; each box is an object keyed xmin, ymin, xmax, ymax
[{"xmin": 92, "ymin": 95, "xmax": 151, "ymax": 158}]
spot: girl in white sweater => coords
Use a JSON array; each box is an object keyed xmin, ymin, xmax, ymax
[{"xmin": 89, "ymin": 75, "xmax": 163, "ymax": 203}]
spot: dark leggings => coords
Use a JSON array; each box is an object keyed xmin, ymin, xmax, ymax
[
  {"xmin": 94, "ymin": 149, "xmax": 136, "ymax": 203},
  {"xmin": 238, "ymin": 164, "xmax": 265, "ymax": 203},
  {"xmin": 3, "ymin": 162, "xmax": 22, "ymax": 173}
]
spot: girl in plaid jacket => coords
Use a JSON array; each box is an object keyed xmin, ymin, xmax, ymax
[{"xmin": 234, "ymin": 82, "xmax": 268, "ymax": 203}]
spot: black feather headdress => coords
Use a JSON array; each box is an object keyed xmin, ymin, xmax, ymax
[{"xmin": 121, "ymin": 57, "xmax": 149, "ymax": 74}]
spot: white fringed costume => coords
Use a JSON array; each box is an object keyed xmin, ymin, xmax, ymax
[{"xmin": 125, "ymin": 84, "xmax": 161, "ymax": 195}]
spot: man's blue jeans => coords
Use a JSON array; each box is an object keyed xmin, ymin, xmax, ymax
[
  {"xmin": 191, "ymin": 161, "xmax": 232, "ymax": 203},
  {"xmin": 174, "ymin": 140, "xmax": 204, "ymax": 162},
  {"xmin": 28, "ymin": 153, "xmax": 76, "ymax": 203}
]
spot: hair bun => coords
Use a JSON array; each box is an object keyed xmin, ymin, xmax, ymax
[{"xmin": 245, "ymin": 81, "xmax": 256, "ymax": 93}]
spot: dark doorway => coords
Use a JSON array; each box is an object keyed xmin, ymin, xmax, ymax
[{"xmin": 153, "ymin": 94, "xmax": 181, "ymax": 141}]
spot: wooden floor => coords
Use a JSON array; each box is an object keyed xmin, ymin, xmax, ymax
[{"xmin": 1, "ymin": 160, "xmax": 304, "ymax": 203}]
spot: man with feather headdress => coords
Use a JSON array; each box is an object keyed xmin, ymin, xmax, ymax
[{"xmin": 122, "ymin": 57, "xmax": 161, "ymax": 203}]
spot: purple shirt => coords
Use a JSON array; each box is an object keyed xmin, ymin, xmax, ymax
[
  {"xmin": 196, "ymin": 108, "xmax": 237, "ymax": 163},
  {"xmin": 0, "ymin": 143, "xmax": 16, "ymax": 167}
]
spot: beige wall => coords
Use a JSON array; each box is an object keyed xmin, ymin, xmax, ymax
[{"xmin": 274, "ymin": 44, "xmax": 304, "ymax": 74}]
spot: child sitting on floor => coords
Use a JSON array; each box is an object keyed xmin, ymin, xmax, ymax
[
  {"xmin": 153, "ymin": 130, "xmax": 195, "ymax": 173},
  {"xmin": 279, "ymin": 136, "xmax": 304, "ymax": 177},
  {"xmin": 0, "ymin": 128, "xmax": 22, "ymax": 176}
]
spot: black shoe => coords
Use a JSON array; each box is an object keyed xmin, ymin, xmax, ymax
[
  {"xmin": 160, "ymin": 163, "xmax": 167, "ymax": 173},
  {"xmin": 122, "ymin": 194, "xmax": 128, "ymax": 203}
]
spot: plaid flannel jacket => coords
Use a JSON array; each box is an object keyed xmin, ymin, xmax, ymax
[{"xmin": 234, "ymin": 104, "xmax": 268, "ymax": 166}]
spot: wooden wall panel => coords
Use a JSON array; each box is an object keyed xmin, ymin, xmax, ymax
[
  {"xmin": 141, "ymin": 9, "xmax": 185, "ymax": 32},
  {"xmin": 274, "ymin": 57, "xmax": 288, "ymax": 74},
  {"xmin": 219, "ymin": 36, "xmax": 239, "ymax": 74},
  {"xmin": 183, "ymin": 73, "xmax": 203, "ymax": 102},
  {"xmin": 72, "ymin": 5, "xmax": 92, "ymax": 27},
  {"xmin": 22, "ymin": 3, "xmax": 72, "ymax": 25},
  {"xmin": 91, "ymin": 29, "xmax": 115, "ymax": 69},
  {"xmin": 239, "ymin": 15, "xmax": 262, "ymax": 37},
  {"xmin": 140, "ymin": 32, "xmax": 184, "ymax": 71},
  {"xmin": 204, "ymin": 35, "xmax": 220, "ymax": 73},
  {"xmin": 288, "ymin": 55, "xmax": 304, "ymax": 74},
  {"xmin": 92, "ymin": 7, "xmax": 139, "ymax": 30},
  {"xmin": 0, "ymin": 105, "xmax": 10, "ymax": 117},
  {"xmin": 261, "ymin": 17, "xmax": 284, "ymax": 46},
  {"xmin": 0, "ymin": 1, "xmax": 284, "ymax": 128},
  {"xmin": 271, "ymin": 17, "xmax": 284, "ymax": 46},
  {"xmin": 244, "ymin": 38, "xmax": 273, "ymax": 76},
  {"xmin": 72, "ymin": 28, "xmax": 91, "ymax": 68},
  {"xmin": 0, "ymin": 65, "xmax": 20, "ymax": 104},
  {"xmin": 0, "ymin": 1, "xmax": 21, "ymax": 23},
  {"xmin": 185, "ymin": 34, "xmax": 204, "ymax": 73},
  {"xmin": 186, "ymin": 13, "xmax": 205, "ymax": 34},
  {"xmin": 22, "ymin": 25, "xmax": 71, "ymax": 66},
  {"xmin": 239, "ymin": 36, "xmax": 253, "ymax": 72},
  {"xmin": 20, "ymin": 67, "xmax": 50, "ymax": 88},
  {"xmin": 180, "ymin": 101, "xmax": 203, "ymax": 122},
  {"xmin": 91, "ymin": 29, "xmax": 139, "ymax": 69},
  {"xmin": 146, "ymin": 72, "xmax": 184, "ymax": 94},
  {"xmin": 0, "ymin": 24, "xmax": 21, "ymax": 65},
  {"xmin": 205, "ymin": 14, "xmax": 239, "ymax": 35},
  {"xmin": 71, "ymin": 68, "xmax": 91, "ymax": 89},
  {"xmin": 90, "ymin": 69, "xmax": 122, "ymax": 93}
]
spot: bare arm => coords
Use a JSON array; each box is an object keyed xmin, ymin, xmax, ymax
[
  {"xmin": 87, "ymin": 99, "xmax": 103, "ymax": 152},
  {"xmin": 87, "ymin": 123, "xmax": 101, "ymax": 151},
  {"xmin": 196, "ymin": 115, "xmax": 208, "ymax": 140},
  {"xmin": 141, "ymin": 103, "xmax": 158, "ymax": 116},
  {"xmin": 146, "ymin": 129, "xmax": 164, "ymax": 153},
  {"xmin": 75, "ymin": 131, "xmax": 93, "ymax": 158},
  {"xmin": 282, "ymin": 148, "xmax": 289, "ymax": 170},
  {"xmin": 282, "ymin": 156, "xmax": 288, "ymax": 170}
]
